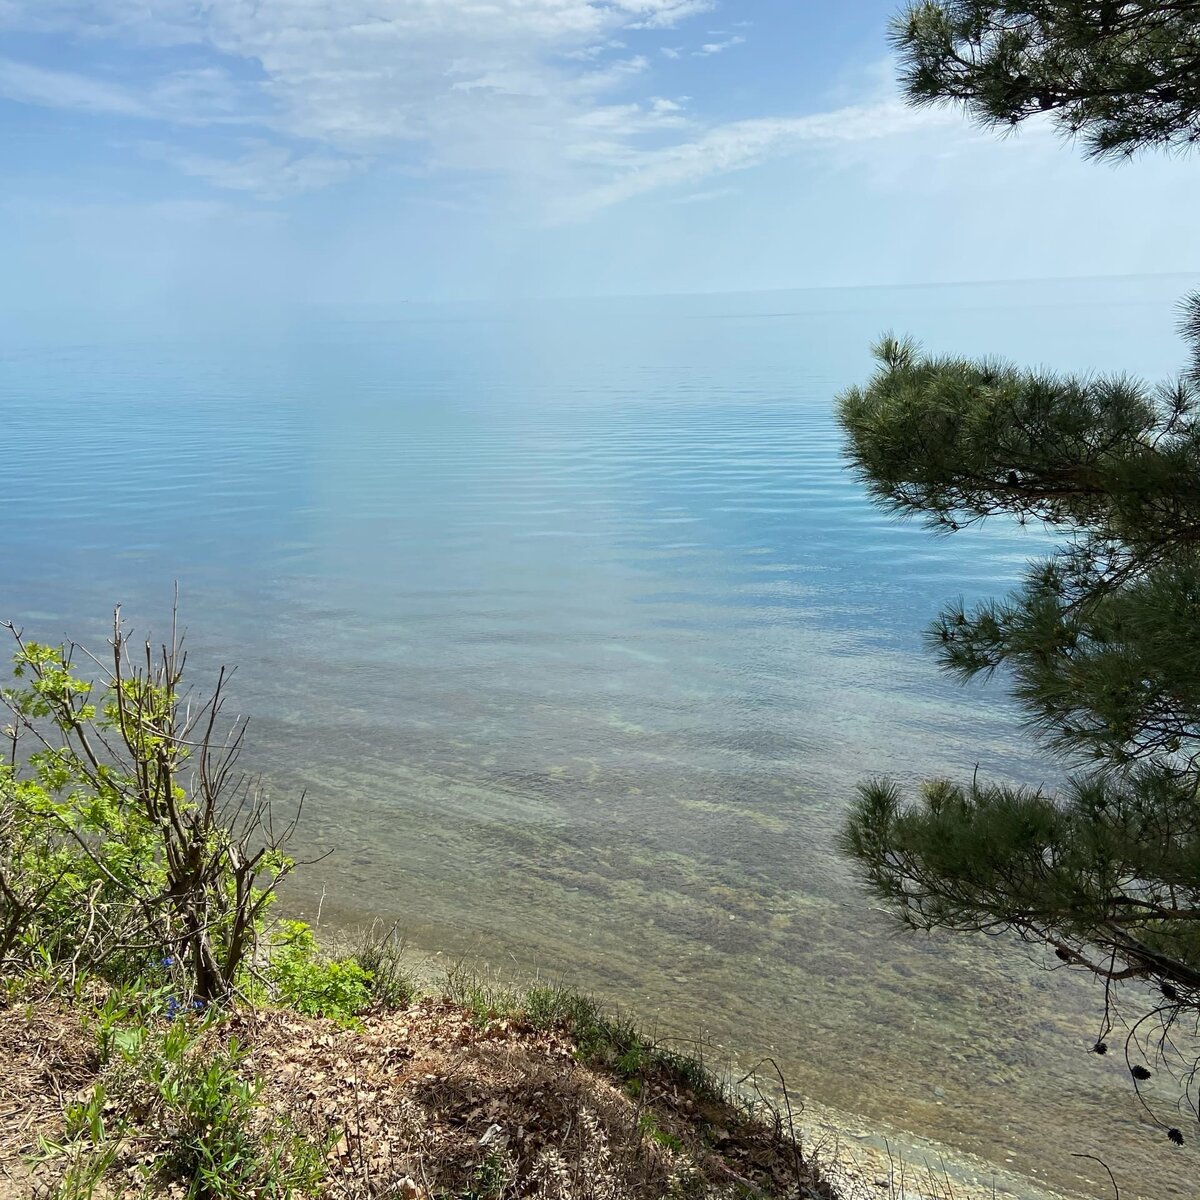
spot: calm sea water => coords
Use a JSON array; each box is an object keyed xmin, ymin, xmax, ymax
[{"xmin": 4, "ymin": 276, "xmax": 1199, "ymax": 1198}]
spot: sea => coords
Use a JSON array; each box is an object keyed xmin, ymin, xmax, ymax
[{"xmin": 4, "ymin": 274, "xmax": 1199, "ymax": 1199}]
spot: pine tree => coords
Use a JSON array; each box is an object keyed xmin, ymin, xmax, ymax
[
  {"xmin": 893, "ymin": 0, "xmax": 1200, "ymax": 158},
  {"xmin": 839, "ymin": 1, "xmax": 1200, "ymax": 1136}
]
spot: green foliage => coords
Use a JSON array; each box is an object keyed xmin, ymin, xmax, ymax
[
  {"xmin": 0, "ymin": 643, "xmax": 164, "ymax": 978},
  {"xmin": 445, "ymin": 969, "xmax": 724, "ymax": 1103},
  {"xmin": 638, "ymin": 1112, "xmax": 685, "ymax": 1154},
  {"xmin": 144, "ymin": 1029, "xmax": 263, "ymax": 1194},
  {"xmin": 119, "ymin": 1017, "xmax": 324, "ymax": 1199},
  {"xmin": 87, "ymin": 983, "xmax": 161, "ymax": 1064},
  {"xmin": 843, "ymin": 772, "xmax": 1200, "ymax": 979},
  {"xmin": 62, "ymin": 1082, "xmax": 111, "ymax": 1147},
  {"xmin": 462, "ymin": 1150, "xmax": 512, "ymax": 1199},
  {"xmin": 839, "ymin": 312, "xmax": 1200, "ymax": 1121},
  {"xmin": 0, "ymin": 611, "xmax": 297, "ymax": 1001},
  {"xmin": 0, "ymin": 614, "xmax": 346, "ymax": 1192},
  {"xmin": 41, "ymin": 1140, "xmax": 120, "ymax": 1200},
  {"xmin": 347, "ymin": 919, "xmax": 418, "ymax": 1010},
  {"xmin": 892, "ymin": 1, "xmax": 1200, "ymax": 159},
  {"xmin": 37, "ymin": 1073, "xmax": 121, "ymax": 1199},
  {"xmin": 840, "ymin": 314, "xmax": 1200, "ymax": 772},
  {"xmin": 841, "ymin": 3, "xmax": 1200, "ymax": 1133},
  {"xmin": 37, "ymin": 987, "xmax": 328, "ymax": 1198},
  {"xmin": 443, "ymin": 963, "xmax": 513, "ymax": 1029},
  {"xmin": 266, "ymin": 920, "xmax": 373, "ymax": 1024},
  {"xmin": 838, "ymin": 279, "xmax": 1200, "ymax": 950}
]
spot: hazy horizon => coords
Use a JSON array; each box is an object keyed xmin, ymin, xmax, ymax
[{"xmin": 9, "ymin": 270, "xmax": 1200, "ymax": 344}]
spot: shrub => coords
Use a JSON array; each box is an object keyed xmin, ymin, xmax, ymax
[
  {"xmin": 266, "ymin": 920, "xmax": 372, "ymax": 1024},
  {"xmin": 0, "ymin": 608, "xmax": 299, "ymax": 1001},
  {"xmin": 348, "ymin": 918, "xmax": 418, "ymax": 1010}
]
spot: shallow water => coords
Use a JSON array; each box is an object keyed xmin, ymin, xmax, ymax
[{"xmin": 4, "ymin": 276, "xmax": 1199, "ymax": 1198}]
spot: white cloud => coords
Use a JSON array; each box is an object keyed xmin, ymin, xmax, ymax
[
  {"xmin": 575, "ymin": 54, "xmax": 653, "ymax": 91},
  {"xmin": 669, "ymin": 184, "xmax": 739, "ymax": 204},
  {"xmin": 694, "ymin": 35, "xmax": 744, "ymax": 56},
  {"xmin": 0, "ymin": 54, "xmax": 253, "ymax": 124},
  {"xmin": 147, "ymin": 67, "xmax": 255, "ymax": 122},
  {"xmin": 563, "ymin": 40, "xmax": 628, "ymax": 62},
  {"xmin": 623, "ymin": 1, "xmax": 716, "ymax": 30},
  {"xmin": 558, "ymin": 100, "xmax": 960, "ymax": 220},
  {"xmin": 0, "ymin": 1, "xmax": 964, "ymax": 221},
  {"xmin": 0, "ymin": 2, "xmax": 714, "ymax": 156},
  {"xmin": 0, "ymin": 55, "xmax": 147, "ymax": 116},
  {"xmin": 141, "ymin": 140, "xmax": 364, "ymax": 197}
]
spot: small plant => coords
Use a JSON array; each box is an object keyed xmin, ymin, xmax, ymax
[
  {"xmin": 266, "ymin": 920, "xmax": 373, "ymax": 1024},
  {"xmin": 43, "ymin": 1144, "xmax": 121, "ymax": 1200},
  {"xmin": 446, "ymin": 971, "xmax": 728, "ymax": 1109},
  {"xmin": 348, "ymin": 919, "xmax": 417, "ymax": 1010},
  {"xmin": 463, "ymin": 1149, "xmax": 512, "ymax": 1199},
  {"xmin": 36, "ymin": 1081, "xmax": 123, "ymax": 1200},
  {"xmin": 131, "ymin": 1022, "xmax": 325, "ymax": 1199},
  {"xmin": 85, "ymin": 982, "xmax": 171, "ymax": 1064},
  {"xmin": 637, "ymin": 1112, "xmax": 683, "ymax": 1154},
  {"xmin": 62, "ymin": 1082, "xmax": 111, "ymax": 1146},
  {"xmin": 444, "ymin": 962, "xmax": 522, "ymax": 1029},
  {"xmin": 152, "ymin": 1032, "xmax": 260, "ymax": 1196}
]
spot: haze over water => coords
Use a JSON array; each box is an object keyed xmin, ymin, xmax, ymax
[{"xmin": 4, "ymin": 275, "xmax": 1198, "ymax": 1199}]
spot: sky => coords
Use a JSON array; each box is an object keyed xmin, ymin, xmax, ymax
[{"xmin": 1, "ymin": 0, "xmax": 1197, "ymax": 315}]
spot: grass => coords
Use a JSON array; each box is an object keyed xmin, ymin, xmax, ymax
[
  {"xmin": 3, "ymin": 956, "xmax": 838, "ymax": 1200},
  {"xmin": 24, "ymin": 990, "xmax": 328, "ymax": 1200},
  {"xmin": 444, "ymin": 963, "xmax": 727, "ymax": 1106},
  {"xmin": 346, "ymin": 918, "xmax": 420, "ymax": 1011}
]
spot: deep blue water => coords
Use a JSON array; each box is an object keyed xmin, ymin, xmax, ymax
[{"xmin": 3, "ymin": 275, "xmax": 1198, "ymax": 1198}]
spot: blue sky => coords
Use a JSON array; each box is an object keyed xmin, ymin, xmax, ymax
[{"xmin": 1, "ymin": 0, "xmax": 1197, "ymax": 314}]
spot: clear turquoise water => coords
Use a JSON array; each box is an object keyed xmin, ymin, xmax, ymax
[{"xmin": 3, "ymin": 276, "xmax": 1198, "ymax": 1198}]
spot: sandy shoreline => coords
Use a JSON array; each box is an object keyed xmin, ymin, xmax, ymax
[{"xmin": 797, "ymin": 1097, "xmax": 1078, "ymax": 1200}]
